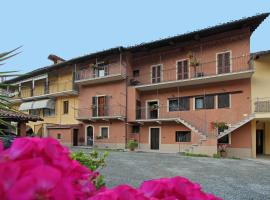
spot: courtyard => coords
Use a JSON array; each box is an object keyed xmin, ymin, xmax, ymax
[{"xmin": 75, "ymin": 149, "xmax": 270, "ymax": 200}]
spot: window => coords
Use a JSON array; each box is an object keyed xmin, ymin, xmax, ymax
[
  {"xmin": 168, "ymin": 97, "xmax": 190, "ymax": 111},
  {"xmin": 92, "ymin": 96, "xmax": 109, "ymax": 117},
  {"xmin": 195, "ymin": 97, "xmax": 204, "ymax": 109},
  {"xmin": 133, "ymin": 70, "xmax": 140, "ymax": 77},
  {"xmin": 100, "ymin": 127, "xmax": 109, "ymax": 139},
  {"xmin": 218, "ymin": 93, "xmax": 230, "ymax": 108},
  {"xmin": 217, "ymin": 52, "xmax": 231, "ymax": 74},
  {"xmin": 94, "ymin": 63, "xmax": 108, "ymax": 77},
  {"xmin": 195, "ymin": 95, "xmax": 214, "ymax": 109},
  {"xmin": 175, "ymin": 131, "xmax": 191, "ymax": 142},
  {"xmin": 57, "ymin": 133, "xmax": 61, "ymax": 139},
  {"xmin": 29, "ymin": 109, "xmax": 40, "ymax": 116},
  {"xmin": 43, "ymin": 108, "xmax": 55, "ymax": 117},
  {"xmin": 63, "ymin": 101, "xmax": 69, "ymax": 114},
  {"xmin": 132, "ymin": 125, "xmax": 140, "ymax": 133},
  {"xmin": 177, "ymin": 60, "xmax": 188, "ymax": 80},
  {"xmin": 151, "ymin": 65, "xmax": 162, "ymax": 83}
]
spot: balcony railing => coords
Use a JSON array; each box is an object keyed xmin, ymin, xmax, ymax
[
  {"xmin": 254, "ymin": 98, "xmax": 270, "ymax": 113},
  {"xmin": 77, "ymin": 105, "xmax": 126, "ymax": 120},
  {"xmin": 9, "ymin": 80, "xmax": 77, "ymax": 100},
  {"xmin": 129, "ymin": 54, "xmax": 252, "ymax": 87},
  {"xmin": 75, "ymin": 63, "xmax": 126, "ymax": 84}
]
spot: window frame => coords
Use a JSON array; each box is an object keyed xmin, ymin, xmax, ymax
[
  {"xmin": 194, "ymin": 96, "xmax": 204, "ymax": 110},
  {"xmin": 63, "ymin": 100, "xmax": 69, "ymax": 114},
  {"xmin": 175, "ymin": 131, "xmax": 191, "ymax": 142},
  {"xmin": 29, "ymin": 109, "xmax": 40, "ymax": 116},
  {"xmin": 168, "ymin": 97, "xmax": 190, "ymax": 112},
  {"xmin": 218, "ymin": 93, "xmax": 230, "ymax": 109},
  {"xmin": 151, "ymin": 64, "xmax": 162, "ymax": 84},
  {"xmin": 176, "ymin": 59, "xmax": 189, "ymax": 80},
  {"xmin": 194, "ymin": 95, "xmax": 215, "ymax": 110},
  {"xmin": 216, "ymin": 50, "xmax": 232, "ymax": 74},
  {"xmin": 131, "ymin": 125, "xmax": 140, "ymax": 133},
  {"xmin": 100, "ymin": 126, "xmax": 109, "ymax": 139},
  {"xmin": 43, "ymin": 108, "xmax": 55, "ymax": 117}
]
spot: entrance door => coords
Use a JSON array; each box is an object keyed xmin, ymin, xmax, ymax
[
  {"xmin": 148, "ymin": 101, "xmax": 158, "ymax": 119},
  {"xmin": 73, "ymin": 129, "xmax": 78, "ymax": 146},
  {"xmin": 150, "ymin": 128, "xmax": 160, "ymax": 150},
  {"xmin": 256, "ymin": 130, "xmax": 264, "ymax": 155},
  {"xmin": 86, "ymin": 126, "xmax": 94, "ymax": 146}
]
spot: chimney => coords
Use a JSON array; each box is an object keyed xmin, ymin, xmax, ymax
[{"xmin": 48, "ymin": 54, "xmax": 65, "ymax": 64}]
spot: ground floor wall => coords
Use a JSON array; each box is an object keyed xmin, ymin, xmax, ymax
[{"xmin": 128, "ymin": 122, "xmax": 217, "ymax": 156}]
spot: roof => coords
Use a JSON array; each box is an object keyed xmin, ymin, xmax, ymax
[
  {"xmin": 6, "ymin": 13, "xmax": 269, "ymax": 83},
  {"xmin": 0, "ymin": 108, "xmax": 42, "ymax": 122},
  {"xmin": 251, "ymin": 50, "xmax": 270, "ymax": 59}
]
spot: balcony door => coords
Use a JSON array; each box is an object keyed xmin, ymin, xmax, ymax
[
  {"xmin": 151, "ymin": 65, "xmax": 162, "ymax": 83},
  {"xmin": 177, "ymin": 60, "xmax": 188, "ymax": 80},
  {"xmin": 217, "ymin": 52, "xmax": 231, "ymax": 74},
  {"xmin": 93, "ymin": 63, "xmax": 108, "ymax": 78},
  {"xmin": 92, "ymin": 96, "xmax": 108, "ymax": 117},
  {"xmin": 147, "ymin": 101, "xmax": 159, "ymax": 119}
]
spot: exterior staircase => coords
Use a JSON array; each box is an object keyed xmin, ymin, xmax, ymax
[{"xmin": 217, "ymin": 114, "xmax": 255, "ymax": 139}]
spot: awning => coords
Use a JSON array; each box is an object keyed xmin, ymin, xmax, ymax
[
  {"xmin": 19, "ymin": 101, "xmax": 34, "ymax": 110},
  {"xmin": 32, "ymin": 99, "xmax": 55, "ymax": 109},
  {"xmin": 19, "ymin": 99, "xmax": 55, "ymax": 110}
]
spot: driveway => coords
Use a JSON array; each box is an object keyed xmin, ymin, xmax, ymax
[{"xmin": 74, "ymin": 149, "xmax": 270, "ymax": 200}]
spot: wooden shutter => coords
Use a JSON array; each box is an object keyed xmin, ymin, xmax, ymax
[
  {"xmin": 156, "ymin": 65, "xmax": 161, "ymax": 82},
  {"xmin": 92, "ymin": 96, "xmax": 97, "ymax": 117},
  {"xmin": 152, "ymin": 66, "xmax": 156, "ymax": 83},
  {"xmin": 218, "ymin": 52, "xmax": 231, "ymax": 74},
  {"xmin": 177, "ymin": 60, "xmax": 188, "ymax": 80},
  {"xmin": 104, "ymin": 96, "xmax": 109, "ymax": 116},
  {"xmin": 224, "ymin": 52, "xmax": 230, "ymax": 72},
  {"xmin": 104, "ymin": 65, "xmax": 109, "ymax": 76}
]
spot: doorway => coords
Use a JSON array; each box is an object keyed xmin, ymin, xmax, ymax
[
  {"xmin": 150, "ymin": 127, "xmax": 160, "ymax": 150},
  {"xmin": 147, "ymin": 101, "xmax": 159, "ymax": 119},
  {"xmin": 86, "ymin": 126, "xmax": 94, "ymax": 146},
  {"xmin": 256, "ymin": 130, "xmax": 264, "ymax": 155},
  {"xmin": 73, "ymin": 129, "xmax": 78, "ymax": 146}
]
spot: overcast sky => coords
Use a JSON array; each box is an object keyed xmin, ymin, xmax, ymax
[{"xmin": 1, "ymin": 0, "xmax": 270, "ymax": 74}]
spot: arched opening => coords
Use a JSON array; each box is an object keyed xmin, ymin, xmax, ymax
[{"xmin": 85, "ymin": 125, "xmax": 94, "ymax": 146}]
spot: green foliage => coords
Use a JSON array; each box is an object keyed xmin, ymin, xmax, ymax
[
  {"xmin": 0, "ymin": 47, "xmax": 21, "ymax": 133},
  {"xmin": 127, "ymin": 139, "xmax": 138, "ymax": 150},
  {"xmin": 71, "ymin": 150, "xmax": 109, "ymax": 189},
  {"xmin": 212, "ymin": 153, "xmax": 221, "ymax": 159}
]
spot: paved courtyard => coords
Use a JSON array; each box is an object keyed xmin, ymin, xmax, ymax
[{"xmin": 75, "ymin": 149, "xmax": 270, "ymax": 200}]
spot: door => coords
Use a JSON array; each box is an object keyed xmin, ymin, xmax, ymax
[
  {"xmin": 148, "ymin": 101, "xmax": 158, "ymax": 119},
  {"xmin": 256, "ymin": 130, "xmax": 264, "ymax": 155},
  {"xmin": 150, "ymin": 128, "xmax": 160, "ymax": 150},
  {"xmin": 98, "ymin": 96, "xmax": 106, "ymax": 116},
  {"xmin": 217, "ymin": 52, "xmax": 231, "ymax": 74},
  {"xmin": 177, "ymin": 60, "xmax": 188, "ymax": 80},
  {"xmin": 151, "ymin": 65, "xmax": 161, "ymax": 83},
  {"xmin": 73, "ymin": 129, "xmax": 78, "ymax": 146},
  {"xmin": 86, "ymin": 126, "xmax": 94, "ymax": 146}
]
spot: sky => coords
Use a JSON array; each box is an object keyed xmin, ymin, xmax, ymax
[{"xmin": 1, "ymin": 0, "xmax": 270, "ymax": 74}]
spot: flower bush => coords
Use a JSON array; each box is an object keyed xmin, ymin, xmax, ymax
[{"xmin": 0, "ymin": 137, "xmax": 222, "ymax": 200}]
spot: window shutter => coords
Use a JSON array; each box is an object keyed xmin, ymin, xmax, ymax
[
  {"xmin": 105, "ymin": 96, "xmax": 109, "ymax": 116},
  {"xmin": 156, "ymin": 65, "xmax": 161, "ymax": 82},
  {"xmin": 224, "ymin": 52, "xmax": 230, "ymax": 72},
  {"xmin": 183, "ymin": 60, "xmax": 188, "ymax": 79},
  {"xmin": 104, "ymin": 65, "xmax": 109, "ymax": 76},
  {"xmin": 92, "ymin": 96, "xmax": 97, "ymax": 117},
  {"xmin": 217, "ymin": 54, "xmax": 223, "ymax": 74},
  {"xmin": 152, "ymin": 66, "xmax": 156, "ymax": 83}
]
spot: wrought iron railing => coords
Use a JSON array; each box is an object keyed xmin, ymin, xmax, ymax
[{"xmin": 129, "ymin": 54, "xmax": 252, "ymax": 86}]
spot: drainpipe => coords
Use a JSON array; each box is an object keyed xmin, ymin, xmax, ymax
[{"xmin": 122, "ymin": 50, "xmax": 128, "ymax": 149}]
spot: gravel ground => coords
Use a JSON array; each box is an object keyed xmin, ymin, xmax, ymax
[{"xmin": 73, "ymin": 149, "xmax": 270, "ymax": 200}]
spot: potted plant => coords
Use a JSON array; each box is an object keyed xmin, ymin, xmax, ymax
[
  {"xmin": 211, "ymin": 121, "xmax": 229, "ymax": 133},
  {"xmin": 149, "ymin": 104, "xmax": 159, "ymax": 111},
  {"xmin": 127, "ymin": 139, "xmax": 138, "ymax": 151},
  {"xmin": 218, "ymin": 144, "xmax": 228, "ymax": 158}
]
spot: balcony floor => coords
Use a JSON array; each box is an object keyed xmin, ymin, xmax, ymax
[{"xmin": 77, "ymin": 115, "xmax": 126, "ymax": 122}]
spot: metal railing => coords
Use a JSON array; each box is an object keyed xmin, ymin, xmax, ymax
[
  {"xmin": 75, "ymin": 63, "xmax": 126, "ymax": 81},
  {"xmin": 129, "ymin": 54, "xmax": 252, "ymax": 86},
  {"xmin": 8, "ymin": 80, "xmax": 76, "ymax": 99},
  {"xmin": 77, "ymin": 105, "xmax": 126, "ymax": 119},
  {"xmin": 254, "ymin": 97, "xmax": 270, "ymax": 113}
]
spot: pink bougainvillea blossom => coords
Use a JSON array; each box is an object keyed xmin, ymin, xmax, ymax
[{"xmin": 0, "ymin": 137, "xmax": 222, "ymax": 200}]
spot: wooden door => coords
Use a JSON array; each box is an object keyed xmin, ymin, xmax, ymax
[
  {"xmin": 177, "ymin": 60, "xmax": 188, "ymax": 80},
  {"xmin": 98, "ymin": 96, "xmax": 105, "ymax": 116},
  {"xmin": 152, "ymin": 65, "xmax": 161, "ymax": 83},
  {"xmin": 256, "ymin": 130, "xmax": 264, "ymax": 155},
  {"xmin": 150, "ymin": 128, "xmax": 160, "ymax": 150}
]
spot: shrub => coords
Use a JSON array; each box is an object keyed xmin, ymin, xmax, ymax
[
  {"xmin": 71, "ymin": 150, "xmax": 108, "ymax": 189},
  {"xmin": 127, "ymin": 139, "xmax": 138, "ymax": 151},
  {"xmin": 183, "ymin": 152, "xmax": 209, "ymax": 157}
]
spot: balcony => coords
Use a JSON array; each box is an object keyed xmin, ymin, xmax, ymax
[
  {"xmin": 129, "ymin": 55, "xmax": 253, "ymax": 91},
  {"xmin": 76, "ymin": 105, "xmax": 126, "ymax": 121},
  {"xmin": 254, "ymin": 97, "xmax": 270, "ymax": 119},
  {"xmin": 9, "ymin": 80, "xmax": 78, "ymax": 103},
  {"xmin": 75, "ymin": 63, "xmax": 126, "ymax": 85}
]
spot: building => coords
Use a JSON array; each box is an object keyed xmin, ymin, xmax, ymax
[{"xmin": 4, "ymin": 13, "xmax": 270, "ymax": 158}]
